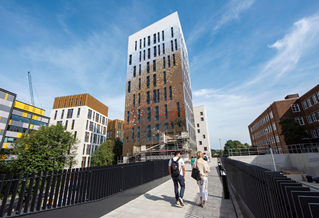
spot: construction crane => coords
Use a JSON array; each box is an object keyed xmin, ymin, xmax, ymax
[{"xmin": 27, "ymin": 71, "xmax": 35, "ymax": 106}]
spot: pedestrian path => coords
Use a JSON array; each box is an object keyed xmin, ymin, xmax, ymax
[{"xmin": 101, "ymin": 160, "xmax": 236, "ymax": 218}]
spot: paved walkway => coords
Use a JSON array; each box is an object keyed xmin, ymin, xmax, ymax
[{"xmin": 101, "ymin": 160, "xmax": 236, "ymax": 218}]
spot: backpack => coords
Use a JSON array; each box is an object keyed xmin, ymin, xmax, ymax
[
  {"xmin": 203, "ymin": 156, "xmax": 208, "ymax": 161},
  {"xmin": 171, "ymin": 157, "xmax": 180, "ymax": 177}
]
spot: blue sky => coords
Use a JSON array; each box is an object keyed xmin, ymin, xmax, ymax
[{"xmin": 1, "ymin": 0, "xmax": 319, "ymax": 149}]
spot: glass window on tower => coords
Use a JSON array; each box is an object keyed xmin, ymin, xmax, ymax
[
  {"xmin": 153, "ymin": 74, "xmax": 156, "ymax": 87},
  {"xmin": 147, "ymin": 125, "xmax": 151, "ymax": 141}
]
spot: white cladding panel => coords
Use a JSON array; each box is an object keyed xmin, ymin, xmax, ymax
[
  {"xmin": 126, "ymin": 12, "xmax": 187, "ymax": 82},
  {"xmin": 194, "ymin": 105, "xmax": 211, "ymax": 158},
  {"xmin": 50, "ymin": 105, "xmax": 108, "ymax": 168}
]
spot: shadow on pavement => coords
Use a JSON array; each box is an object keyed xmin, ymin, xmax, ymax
[
  {"xmin": 208, "ymin": 194, "xmax": 222, "ymax": 198},
  {"xmin": 143, "ymin": 193, "xmax": 198, "ymax": 207}
]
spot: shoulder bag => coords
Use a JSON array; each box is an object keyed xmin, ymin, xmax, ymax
[{"xmin": 191, "ymin": 160, "xmax": 201, "ymax": 181}]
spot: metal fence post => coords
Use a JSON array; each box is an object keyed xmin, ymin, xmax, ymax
[{"xmin": 221, "ymin": 172, "xmax": 230, "ymax": 199}]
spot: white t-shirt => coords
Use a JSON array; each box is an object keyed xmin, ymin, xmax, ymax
[
  {"xmin": 203, "ymin": 155, "xmax": 209, "ymax": 163},
  {"xmin": 168, "ymin": 157, "xmax": 185, "ymax": 176}
]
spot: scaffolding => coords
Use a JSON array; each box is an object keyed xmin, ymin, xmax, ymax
[{"xmin": 123, "ymin": 131, "xmax": 193, "ymax": 163}]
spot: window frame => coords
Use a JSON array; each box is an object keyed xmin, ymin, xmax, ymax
[
  {"xmin": 291, "ymin": 104, "xmax": 300, "ymax": 113},
  {"xmin": 312, "ymin": 113, "xmax": 317, "ymax": 122},
  {"xmin": 295, "ymin": 117, "xmax": 305, "ymax": 125},
  {"xmin": 307, "ymin": 115, "xmax": 313, "ymax": 124}
]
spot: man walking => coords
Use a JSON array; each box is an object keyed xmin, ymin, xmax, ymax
[
  {"xmin": 168, "ymin": 151, "xmax": 185, "ymax": 206},
  {"xmin": 203, "ymin": 152, "xmax": 209, "ymax": 163}
]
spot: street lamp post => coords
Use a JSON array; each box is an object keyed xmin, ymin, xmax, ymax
[
  {"xmin": 266, "ymin": 130, "xmax": 277, "ymax": 171},
  {"xmin": 219, "ymin": 139, "xmax": 222, "ymax": 154}
]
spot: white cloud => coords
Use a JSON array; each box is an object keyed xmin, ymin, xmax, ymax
[
  {"xmin": 193, "ymin": 89, "xmax": 268, "ymax": 149},
  {"xmin": 57, "ymin": 2, "xmax": 76, "ymax": 36},
  {"xmin": 213, "ymin": 0, "xmax": 254, "ymax": 31},
  {"xmin": 193, "ymin": 14, "xmax": 319, "ymax": 149},
  {"xmin": 98, "ymin": 94, "xmax": 125, "ymax": 120},
  {"xmin": 244, "ymin": 14, "xmax": 319, "ymax": 88},
  {"xmin": 187, "ymin": 0, "xmax": 254, "ymax": 46},
  {"xmin": 193, "ymin": 89, "xmax": 218, "ymax": 98}
]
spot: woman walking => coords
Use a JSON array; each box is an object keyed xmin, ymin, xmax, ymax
[{"xmin": 193, "ymin": 151, "xmax": 210, "ymax": 208}]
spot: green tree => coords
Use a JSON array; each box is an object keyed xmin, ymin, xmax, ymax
[
  {"xmin": 91, "ymin": 140, "xmax": 115, "ymax": 166},
  {"xmin": 11, "ymin": 125, "xmax": 78, "ymax": 173},
  {"xmin": 224, "ymin": 140, "xmax": 250, "ymax": 155},
  {"xmin": 211, "ymin": 149, "xmax": 217, "ymax": 156},
  {"xmin": 279, "ymin": 117, "xmax": 310, "ymax": 144},
  {"xmin": 113, "ymin": 138, "xmax": 123, "ymax": 164}
]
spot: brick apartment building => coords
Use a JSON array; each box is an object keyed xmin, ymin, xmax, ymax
[
  {"xmin": 298, "ymin": 84, "xmax": 319, "ymax": 140},
  {"xmin": 248, "ymin": 84, "xmax": 319, "ymax": 152},
  {"xmin": 107, "ymin": 119, "xmax": 124, "ymax": 141}
]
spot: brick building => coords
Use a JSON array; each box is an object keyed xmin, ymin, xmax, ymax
[
  {"xmin": 123, "ymin": 12, "xmax": 196, "ymax": 157},
  {"xmin": 298, "ymin": 84, "xmax": 319, "ymax": 141},
  {"xmin": 248, "ymin": 84, "xmax": 319, "ymax": 152},
  {"xmin": 107, "ymin": 119, "xmax": 124, "ymax": 141}
]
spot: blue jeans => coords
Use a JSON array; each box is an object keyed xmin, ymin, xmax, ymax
[{"xmin": 172, "ymin": 175, "xmax": 185, "ymax": 201}]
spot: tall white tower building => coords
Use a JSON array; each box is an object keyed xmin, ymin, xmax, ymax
[
  {"xmin": 194, "ymin": 105, "xmax": 211, "ymax": 158},
  {"xmin": 123, "ymin": 12, "xmax": 196, "ymax": 156}
]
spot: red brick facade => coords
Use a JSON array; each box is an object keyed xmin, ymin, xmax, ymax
[{"xmin": 248, "ymin": 84, "xmax": 319, "ymax": 151}]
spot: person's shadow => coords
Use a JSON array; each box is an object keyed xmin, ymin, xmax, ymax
[{"xmin": 144, "ymin": 193, "xmax": 198, "ymax": 207}]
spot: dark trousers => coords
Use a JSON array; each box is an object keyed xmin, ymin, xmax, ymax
[{"xmin": 172, "ymin": 175, "xmax": 185, "ymax": 201}]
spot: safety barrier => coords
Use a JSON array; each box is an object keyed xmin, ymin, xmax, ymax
[
  {"xmin": 0, "ymin": 160, "xmax": 169, "ymax": 218},
  {"xmin": 220, "ymin": 157, "xmax": 319, "ymax": 218}
]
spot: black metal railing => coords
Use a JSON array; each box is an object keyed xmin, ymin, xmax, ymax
[
  {"xmin": 0, "ymin": 160, "xmax": 169, "ymax": 218},
  {"xmin": 221, "ymin": 157, "xmax": 319, "ymax": 218}
]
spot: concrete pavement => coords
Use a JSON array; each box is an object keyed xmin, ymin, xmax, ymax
[{"xmin": 101, "ymin": 160, "xmax": 236, "ymax": 218}]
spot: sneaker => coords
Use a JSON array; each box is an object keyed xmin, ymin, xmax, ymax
[
  {"xmin": 202, "ymin": 203, "xmax": 206, "ymax": 209},
  {"xmin": 178, "ymin": 197, "xmax": 184, "ymax": 206},
  {"xmin": 198, "ymin": 201, "xmax": 203, "ymax": 206},
  {"xmin": 175, "ymin": 200, "xmax": 180, "ymax": 205}
]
